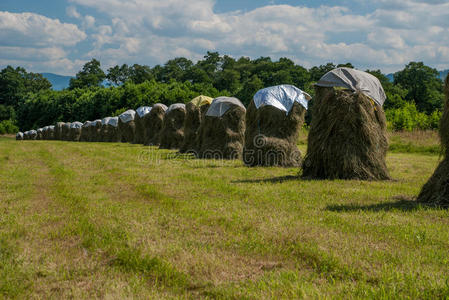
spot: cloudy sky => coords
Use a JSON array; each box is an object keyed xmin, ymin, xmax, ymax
[{"xmin": 1, "ymin": 0, "xmax": 448, "ymax": 75}]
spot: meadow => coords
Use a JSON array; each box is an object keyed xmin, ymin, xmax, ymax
[{"xmin": 0, "ymin": 131, "xmax": 448, "ymax": 299}]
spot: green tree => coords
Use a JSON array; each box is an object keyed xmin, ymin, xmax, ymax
[
  {"xmin": 69, "ymin": 59, "xmax": 106, "ymax": 89},
  {"xmin": 309, "ymin": 63, "xmax": 336, "ymax": 81},
  {"xmin": 394, "ymin": 62, "xmax": 444, "ymax": 113}
]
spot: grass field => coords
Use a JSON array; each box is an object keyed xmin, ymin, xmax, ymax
[{"xmin": 1, "ymin": 132, "xmax": 448, "ymax": 299}]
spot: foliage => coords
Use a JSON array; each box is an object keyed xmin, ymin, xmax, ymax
[
  {"xmin": 386, "ymin": 102, "xmax": 441, "ymax": 131},
  {"xmin": 69, "ymin": 59, "xmax": 106, "ymax": 89},
  {"xmin": 0, "ymin": 120, "xmax": 18, "ymax": 134}
]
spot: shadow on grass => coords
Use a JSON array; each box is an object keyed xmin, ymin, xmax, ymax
[
  {"xmin": 326, "ymin": 195, "xmax": 436, "ymax": 212},
  {"xmin": 233, "ymin": 175, "xmax": 300, "ymax": 184}
]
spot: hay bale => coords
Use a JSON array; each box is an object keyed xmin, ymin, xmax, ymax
[
  {"xmin": 69, "ymin": 122, "xmax": 83, "ymax": 141},
  {"xmin": 61, "ymin": 122, "xmax": 71, "ymax": 141},
  {"xmin": 105, "ymin": 117, "xmax": 120, "ymax": 142},
  {"xmin": 80, "ymin": 121, "xmax": 91, "ymax": 142},
  {"xmin": 99, "ymin": 117, "xmax": 110, "ymax": 142},
  {"xmin": 159, "ymin": 104, "xmax": 186, "ymax": 149},
  {"xmin": 36, "ymin": 128, "xmax": 43, "ymax": 140},
  {"xmin": 118, "ymin": 110, "xmax": 136, "ymax": 143},
  {"xmin": 88, "ymin": 120, "xmax": 101, "ymax": 142},
  {"xmin": 47, "ymin": 125, "xmax": 55, "ymax": 140},
  {"xmin": 29, "ymin": 130, "xmax": 37, "ymax": 140},
  {"xmin": 243, "ymin": 85, "xmax": 310, "ymax": 167},
  {"xmin": 197, "ymin": 97, "xmax": 246, "ymax": 159},
  {"xmin": 144, "ymin": 104, "xmax": 167, "ymax": 146},
  {"xmin": 16, "ymin": 132, "xmax": 23, "ymax": 140},
  {"xmin": 41, "ymin": 126, "xmax": 48, "ymax": 140},
  {"xmin": 302, "ymin": 86, "xmax": 390, "ymax": 180},
  {"xmin": 180, "ymin": 96, "xmax": 213, "ymax": 153},
  {"xmin": 54, "ymin": 122, "xmax": 65, "ymax": 140},
  {"xmin": 134, "ymin": 106, "xmax": 152, "ymax": 144},
  {"xmin": 417, "ymin": 75, "xmax": 449, "ymax": 207}
]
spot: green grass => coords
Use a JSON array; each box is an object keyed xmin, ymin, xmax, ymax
[{"xmin": 0, "ymin": 133, "xmax": 449, "ymax": 298}]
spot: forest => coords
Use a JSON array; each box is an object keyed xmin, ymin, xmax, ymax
[{"xmin": 0, "ymin": 52, "xmax": 445, "ymax": 133}]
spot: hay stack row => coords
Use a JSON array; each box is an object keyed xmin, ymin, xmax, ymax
[{"xmin": 16, "ymin": 68, "xmax": 391, "ymax": 180}]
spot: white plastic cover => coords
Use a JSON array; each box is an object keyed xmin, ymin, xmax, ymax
[
  {"xmin": 206, "ymin": 97, "xmax": 245, "ymax": 117},
  {"xmin": 136, "ymin": 106, "xmax": 152, "ymax": 117},
  {"xmin": 108, "ymin": 117, "xmax": 119, "ymax": 127},
  {"xmin": 166, "ymin": 103, "xmax": 185, "ymax": 114},
  {"xmin": 119, "ymin": 110, "xmax": 136, "ymax": 123},
  {"xmin": 315, "ymin": 67, "xmax": 386, "ymax": 107},
  {"xmin": 30, "ymin": 130, "xmax": 37, "ymax": 135},
  {"xmin": 101, "ymin": 117, "xmax": 111, "ymax": 125},
  {"xmin": 37, "ymin": 128, "xmax": 43, "ymax": 133},
  {"xmin": 16, "ymin": 132, "xmax": 23, "ymax": 139},
  {"xmin": 83, "ymin": 121, "xmax": 91, "ymax": 127},
  {"xmin": 253, "ymin": 85, "xmax": 311, "ymax": 114},
  {"xmin": 70, "ymin": 121, "xmax": 83, "ymax": 129},
  {"xmin": 49, "ymin": 125, "xmax": 55, "ymax": 130}
]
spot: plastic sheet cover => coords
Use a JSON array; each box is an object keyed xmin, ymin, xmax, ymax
[
  {"xmin": 206, "ymin": 97, "xmax": 245, "ymax": 117},
  {"xmin": 70, "ymin": 122, "xmax": 83, "ymax": 129},
  {"xmin": 108, "ymin": 117, "xmax": 119, "ymax": 127},
  {"xmin": 153, "ymin": 103, "xmax": 168, "ymax": 111},
  {"xmin": 190, "ymin": 95, "xmax": 213, "ymax": 107},
  {"xmin": 315, "ymin": 67, "xmax": 386, "ymax": 106},
  {"xmin": 119, "ymin": 110, "xmax": 136, "ymax": 123},
  {"xmin": 136, "ymin": 106, "xmax": 152, "ymax": 117},
  {"xmin": 16, "ymin": 132, "xmax": 23, "ymax": 139},
  {"xmin": 101, "ymin": 117, "xmax": 111, "ymax": 125},
  {"xmin": 166, "ymin": 103, "xmax": 186, "ymax": 114},
  {"xmin": 253, "ymin": 85, "xmax": 311, "ymax": 114},
  {"xmin": 83, "ymin": 121, "xmax": 92, "ymax": 127}
]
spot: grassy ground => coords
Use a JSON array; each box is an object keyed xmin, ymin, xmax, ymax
[{"xmin": 0, "ymin": 131, "xmax": 448, "ymax": 299}]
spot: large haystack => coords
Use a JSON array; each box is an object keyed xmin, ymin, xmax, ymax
[
  {"xmin": 159, "ymin": 103, "xmax": 186, "ymax": 150},
  {"xmin": 88, "ymin": 120, "xmax": 101, "ymax": 142},
  {"xmin": 134, "ymin": 106, "xmax": 152, "ymax": 144},
  {"xmin": 180, "ymin": 95, "xmax": 213, "ymax": 153},
  {"xmin": 29, "ymin": 130, "xmax": 37, "ymax": 140},
  {"xmin": 144, "ymin": 104, "xmax": 167, "ymax": 146},
  {"xmin": 61, "ymin": 122, "xmax": 71, "ymax": 141},
  {"xmin": 47, "ymin": 125, "xmax": 55, "ymax": 140},
  {"xmin": 197, "ymin": 97, "xmax": 246, "ymax": 159},
  {"xmin": 16, "ymin": 132, "xmax": 23, "ymax": 140},
  {"xmin": 54, "ymin": 122, "xmax": 64, "ymax": 140},
  {"xmin": 244, "ymin": 85, "xmax": 310, "ymax": 167},
  {"xmin": 417, "ymin": 75, "xmax": 449, "ymax": 207},
  {"xmin": 105, "ymin": 117, "xmax": 120, "ymax": 142},
  {"xmin": 80, "ymin": 121, "xmax": 91, "ymax": 142},
  {"xmin": 41, "ymin": 126, "xmax": 49, "ymax": 140},
  {"xmin": 302, "ymin": 68, "xmax": 390, "ymax": 180},
  {"xmin": 98, "ymin": 118, "xmax": 109, "ymax": 142},
  {"xmin": 69, "ymin": 122, "xmax": 83, "ymax": 141},
  {"xmin": 118, "ymin": 110, "xmax": 136, "ymax": 143}
]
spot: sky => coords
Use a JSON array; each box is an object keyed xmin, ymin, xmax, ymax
[{"xmin": 0, "ymin": 0, "xmax": 448, "ymax": 76}]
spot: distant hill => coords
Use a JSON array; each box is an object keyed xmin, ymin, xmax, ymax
[
  {"xmin": 41, "ymin": 73, "xmax": 73, "ymax": 90},
  {"xmin": 386, "ymin": 69, "xmax": 448, "ymax": 83}
]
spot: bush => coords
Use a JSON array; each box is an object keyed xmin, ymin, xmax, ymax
[
  {"xmin": 386, "ymin": 102, "xmax": 441, "ymax": 131},
  {"xmin": 0, "ymin": 120, "xmax": 19, "ymax": 134}
]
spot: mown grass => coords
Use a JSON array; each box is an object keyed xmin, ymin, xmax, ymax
[{"xmin": 0, "ymin": 131, "xmax": 448, "ymax": 298}]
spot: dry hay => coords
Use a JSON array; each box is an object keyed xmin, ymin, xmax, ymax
[
  {"xmin": 80, "ymin": 121, "xmax": 91, "ymax": 142},
  {"xmin": 243, "ymin": 100, "xmax": 306, "ymax": 167},
  {"xmin": 144, "ymin": 104, "xmax": 167, "ymax": 146},
  {"xmin": 302, "ymin": 87, "xmax": 390, "ymax": 180},
  {"xmin": 134, "ymin": 106, "xmax": 152, "ymax": 144},
  {"xmin": 417, "ymin": 75, "xmax": 449, "ymax": 207},
  {"xmin": 61, "ymin": 122, "xmax": 71, "ymax": 141},
  {"xmin": 180, "ymin": 97, "xmax": 212, "ymax": 153},
  {"xmin": 69, "ymin": 122, "xmax": 83, "ymax": 141},
  {"xmin": 54, "ymin": 122, "xmax": 64, "ymax": 140},
  {"xmin": 16, "ymin": 132, "xmax": 23, "ymax": 140},
  {"xmin": 118, "ymin": 110, "xmax": 136, "ymax": 143},
  {"xmin": 197, "ymin": 97, "xmax": 246, "ymax": 159},
  {"xmin": 159, "ymin": 104, "xmax": 186, "ymax": 150}
]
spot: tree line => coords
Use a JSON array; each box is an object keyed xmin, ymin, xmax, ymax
[{"xmin": 0, "ymin": 52, "xmax": 445, "ymax": 133}]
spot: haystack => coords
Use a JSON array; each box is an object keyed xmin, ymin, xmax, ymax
[
  {"xmin": 80, "ymin": 121, "xmax": 91, "ymax": 142},
  {"xmin": 29, "ymin": 130, "xmax": 37, "ymax": 140},
  {"xmin": 144, "ymin": 104, "xmax": 167, "ymax": 146},
  {"xmin": 36, "ymin": 128, "xmax": 43, "ymax": 140},
  {"xmin": 69, "ymin": 122, "xmax": 83, "ymax": 141},
  {"xmin": 302, "ymin": 68, "xmax": 390, "ymax": 180},
  {"xmin": 106, "ymin": 117, "xmax": 120, "ymax": 142},
  {"xmin": 118, "ymin": 110, "xmax": 136, "ymax": 143},
  {"xmin": 61, "ymin": 122, "xmax": 71, "ymax": 141},
  {"xmin": 134, "ymin": 106, "xmax": 152, "ymax": 144},
  {"xmin": 47, "ymin": 125, "xmax": 55, "ymax": 140},
  {"xmin": 41, "ymin": 126, "xmax": 48, "ymax": 140},
  {"xmin": 88, "ymin": 120, "xmax": 101, "ymax": 142},
  {"xmin": 99, "ymin": 118, "xmax": 111, "ymax": 142},
  {"xmin": 180, "ymin": 95, "xmax": 213, "ymax": 153},
  {"xmin": 159, "ymin": 104, "xmax": 186, "ymax": 149},
  {"xmin": 197, "ymin": 97, "xmax": 246, "ymax": 159},
  {"xmin": 16, "ymin": 132, "xmax": 23, "ymax": 140},
  {"xmin": 244, "ymin": 85, "xmax": 310, "ymax": 167},
  {"xmin": 417, "ymin": 75, "xmax": 449, "ymax": 207},
  {"xmin": 54, "ymin": 122, "xmax": 65, "ymax": 140}
]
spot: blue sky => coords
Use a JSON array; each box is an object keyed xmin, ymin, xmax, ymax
[{"xmin": 1, "ymin": 0, "xmax": 448, "ymax": 75}]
